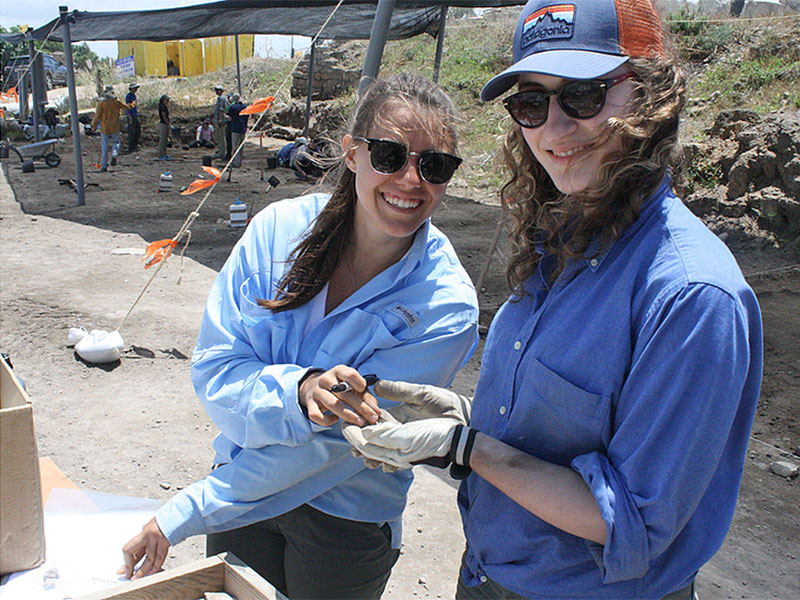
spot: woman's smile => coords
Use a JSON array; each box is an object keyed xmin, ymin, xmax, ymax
[{"xmin": 381, "ymin": 191, "xmax": 424, "ymax": 210}]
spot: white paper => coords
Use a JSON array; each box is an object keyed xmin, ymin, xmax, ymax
[{"xmin": 0, "ymin": 488, "xmax": 160, "ymax": 599}]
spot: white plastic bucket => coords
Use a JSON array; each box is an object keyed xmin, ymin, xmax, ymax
[
  {"xmin": 230, "ymin": 199, "xmax": 248, "ymax": 228},
  {"xmin": 159, "ymin": 171, "xmax": 173, "ymax": 191}
]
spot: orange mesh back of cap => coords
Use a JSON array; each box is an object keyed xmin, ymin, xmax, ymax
[{"xmin": 615, "ymin": 0, "xmax": 665, "ymax": 58}]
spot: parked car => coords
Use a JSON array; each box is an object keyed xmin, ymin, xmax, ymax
[{"xmin": 2, "ymin": 54, "xmax": 68, "ymax": 91}]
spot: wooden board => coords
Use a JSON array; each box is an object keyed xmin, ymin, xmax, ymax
[{"xmin": 78, "ymin": 553, "xmax": 276, "ymax": 600}]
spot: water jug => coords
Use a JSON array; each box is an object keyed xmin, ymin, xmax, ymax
[
  {"xmin": 230, "ymin": 199, "xmax": 248, "ymax": 228},
  {"xmin": 159, "ymin": 171, "xmax": 173, "ymax": 192}
]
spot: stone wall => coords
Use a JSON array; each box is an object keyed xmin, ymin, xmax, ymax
[{"xmin": 291, "ymin": 53, "xmax": 360, "ymax": 101}]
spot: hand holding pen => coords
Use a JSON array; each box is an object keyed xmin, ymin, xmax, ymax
[
  {"xmin": 329, "ymin": 374, "xmax": 380, "ymax": 394},
  {"xmin": 298, "ymin": 366, "xmax": 381, "ymax": 428}
]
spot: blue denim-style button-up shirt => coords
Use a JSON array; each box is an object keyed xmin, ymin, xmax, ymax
[
  {"xmin": 459, "ymin": 179, "xmax": 763, "ymax": 598},
  {"xmin": 156, "ymin": 193, "xmax": 479, "ymax": 547}
]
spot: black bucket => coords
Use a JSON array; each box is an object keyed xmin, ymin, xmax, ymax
[
  {"xmin": 0, "ymin": 145, "xmax": 8, "ymax": 159},
  {"xmin": 202, "ymin": 155, "xmax": 213, "ymax": 167},
  {"xmin": 21, "ymin": 160, "xmax": 35, "ymax": 173},
  {"xmin": 267, "ymin": 156, "xmax": 278, "ymax": 169}
]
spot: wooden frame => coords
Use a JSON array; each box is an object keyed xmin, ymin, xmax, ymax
[{"xmin": 79, "ymin": 552, "xmax": 276, "ymax": 600}]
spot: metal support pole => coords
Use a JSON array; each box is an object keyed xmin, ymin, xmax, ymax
[
  {"xmin": 29, "ymin": 41, "xmax": 42, "ymax": 142},
  {"xmin": 60, "ymin": 6, "xmax": 85, "ymax": 206},
  {"xmin": 432, "ymin": 7, "xmax": 449, "ymax": 83},
  {"xmin": 235, "ymin": 34, "xmax": 242, "ymax": 96},
  {"xmin": 358, "ymin": 0, "xmax": 396, "ymax": 97},
  {"xmin": 303, "ymin": 40, "xmax": 316, "ymax": 139},
  {"xmin": 18, "ymin": 74, "xmax": 30, "ymax": 124}
]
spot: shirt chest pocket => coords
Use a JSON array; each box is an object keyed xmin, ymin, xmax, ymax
[
  {"xmin": 238, "ymin": 272, "xmax": 294, "ymax": 364},
  {"xmin": 314, "ymin": 309, "xmax": 402, "ymax": 369},
  {"xmin": 507, "ymin": 357, "xmax": 612, "ymax": 464}
]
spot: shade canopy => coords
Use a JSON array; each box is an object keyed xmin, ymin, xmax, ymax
[{"xmin": 24, "ymin": 1, "xmax": 525, "ymax": 43}]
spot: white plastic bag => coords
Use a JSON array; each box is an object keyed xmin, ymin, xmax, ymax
[{"xmin": 69, "ymin": 328, "xmax": 125, "ymax": 364}]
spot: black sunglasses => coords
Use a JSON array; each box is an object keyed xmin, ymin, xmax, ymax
[
  {"xmin": 354, "ymin": 136, "xmax": 462, "ymax": 185},
  {"xmin": 502, "ymin": 72, "xmax": 634, "ymax": 129}
]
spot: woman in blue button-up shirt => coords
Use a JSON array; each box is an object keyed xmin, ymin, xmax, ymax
[
  {"xmin": 120, "ymin": 73, "xmax": 479, "ymax": 599},
  {"xmin": 346, "ymin": 2, "xmax": 763, "ymax": 599}
]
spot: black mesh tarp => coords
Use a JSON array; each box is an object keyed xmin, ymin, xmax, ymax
[{"xmin": 27, "ymin": 1, "xmax": 525, "ymax": 43}]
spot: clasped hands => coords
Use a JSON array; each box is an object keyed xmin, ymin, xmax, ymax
[{"xmin": 341, "ymin": 379, "xmax": 473, "ymax": 474}]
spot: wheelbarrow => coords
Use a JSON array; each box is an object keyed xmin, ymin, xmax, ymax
[{"xmin": 0, "ymin": 138, "xmax": 62, "ymax": 169}]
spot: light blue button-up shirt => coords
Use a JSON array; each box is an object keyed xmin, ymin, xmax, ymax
[
  {"xmin": 459, "ymin": 179, "xmax": 763, "ymax": 598},
  {"xmin": 156, "ymin": 193, "xmax": 479, "ymax": 547}
]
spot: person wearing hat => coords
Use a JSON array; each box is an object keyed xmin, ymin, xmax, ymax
[
  {"xmin": 91, "ymin": 85, "xmax": 132, "ymax": 171},
  {"xmin": 157, "ymin": 94, "xmax": 171, "ymax": 160},
  {"xmin": 226, "ymin": 93, "xmax": 248, "ymax": 168},
  {"xmin": 344, "ymin": 1, "xmax": 763, "ymax": 599},
  {"xmin": 124, "ymin": 82, "xmax": 141, "ymax": 152},
  {"xmin": 188, "ymin": 117, "xmax": 215, "ymax": 149},
  {"xmin": 212, "ymin": 84, "xmax": 228, "ymax": 159}
]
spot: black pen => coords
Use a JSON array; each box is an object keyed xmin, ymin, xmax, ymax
[{"xmin": 329, "ymin": 374, "xmax": 379, "ymax": 394}]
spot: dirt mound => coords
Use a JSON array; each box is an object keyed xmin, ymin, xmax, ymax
[{"xmin": 684, "ymin": 110, "xmax": 800, "ymax": 254}]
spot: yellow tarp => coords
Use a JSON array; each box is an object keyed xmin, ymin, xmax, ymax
[{"xmin": 119, "ymin": 36, "xmax": 251, "ymax": 78}]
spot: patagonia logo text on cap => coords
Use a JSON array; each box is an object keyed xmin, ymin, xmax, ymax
[
  {"xmin": 521, "ymin": 3, "xmax": 575, "ymax": 49},
  {"xmin": 389, "ymin": 303, "xmax": 421, "ymax": 329}
]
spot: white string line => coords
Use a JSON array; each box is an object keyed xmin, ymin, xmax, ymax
[
  {"xmin": 743, "ymin": 263, "xmax": 800, "ymax": 278},
  {"xmin": 749, "ymin": 435, "xmax": 797, "ymax": 458},
  {"xmin": 116, "ymin": 0, "xmax": 347, "ymax": 333}
]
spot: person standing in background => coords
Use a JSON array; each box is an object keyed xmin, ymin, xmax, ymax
[
  {"xmin": 212, "ymin": 84, "xmax": 228, "ymax": 159},
  {"xmin": 225, "ymin": 92, "xmax": 234, "ymax": 160},
  {"xmin": 125, "ymin": 82, "xmax": 140, "ymax": 152},
  {"xmin": 226, "ymin": 93, "xmax": 248, "ymax": 168},
  {"xmin": 157, "ymin": 94, "xmax": 171, "ymax": 161},
  {"xmin": 91, "ymin": 85, "xmax": 131, "ymax": 172}
]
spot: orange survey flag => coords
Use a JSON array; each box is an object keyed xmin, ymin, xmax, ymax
[
  {"xmin": 143, "ymin": 239, "xmax": 178, "ymax": 269},
  {"xmin": 180, "ymin": 166, "xmax": 221, "ymax": 195},
  {"xmin": 240, "ymin": 96, "xmax": 275, "ymax": 115}
]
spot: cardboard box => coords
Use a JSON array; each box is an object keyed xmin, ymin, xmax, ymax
[
  {"xmin": 0, "ymin": 355, "xmax": 46, "ymax": 575},
  {"xmin": 79, "ymin": 552, "xmax": 276, "ymax": 600}
]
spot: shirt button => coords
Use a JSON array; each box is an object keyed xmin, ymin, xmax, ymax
[
  {"xmin": 480, "ymin": 575, "xmax": 488, "ymax": 583},
  {"xmin": 590, "ymin": 258, "xmax": 599, "ymax": 267},
  {"xmin": 499, "ymin": 405, "xmax": 507, "ymax": 415},
  {"xmin": 513, "ymin": 341, "xmax": 522, "ymax": 351}
]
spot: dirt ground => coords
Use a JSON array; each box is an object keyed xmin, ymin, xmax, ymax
[{"xmin": 0, "ymin": 130, "xmax": 798, "ymax": 599}]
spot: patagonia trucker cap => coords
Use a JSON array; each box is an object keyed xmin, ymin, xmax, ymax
[{"xmin": 481, "ymin": 0, "xmax": 665, "ymax": 101}]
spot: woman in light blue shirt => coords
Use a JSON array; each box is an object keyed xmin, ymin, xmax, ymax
[
  {"xmin": 345, "ymin": 2, "xmax": 763, "ymax": 599},
  {"xmin": 121, "ymin": 73, "xmax": 479, "ymax": 599}
]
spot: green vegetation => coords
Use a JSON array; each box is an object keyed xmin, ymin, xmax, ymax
[
  {"xmin": 684, "ymin": 151, "xmax": 724, "ymax": 195},
  {"xmin": 693, "ymin": 53, "xmax": 800, "ymax": 113},
  {"xmin": 667, "ymin": 9, "xmax": 737, "ymax": 61}
]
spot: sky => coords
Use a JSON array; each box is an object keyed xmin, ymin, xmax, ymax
[{"xmin": 0, "ymin": 0, "xmax": 311, "ymax": 59}]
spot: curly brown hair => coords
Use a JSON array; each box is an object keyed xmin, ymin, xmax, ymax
[
  {"xmin": 259, "ymin": 73, "xmax": 459, "ymax": 313},
  {"xmin": 500, "ymin": 55, "xmax": 687, "ymax": 292}
]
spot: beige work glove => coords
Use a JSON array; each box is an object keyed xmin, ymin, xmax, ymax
[
  {"xmin": 343, "ymin": 415, "xmax": 473, "ymax": 473},
  {"xmin": 375, "ymin": 380, "xmax": 471, "ymax": 425}
]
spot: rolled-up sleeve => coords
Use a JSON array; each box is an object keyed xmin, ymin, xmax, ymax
[{"xmin": 572, "ymin": 283, "xmax": 757, "ymax": 582}]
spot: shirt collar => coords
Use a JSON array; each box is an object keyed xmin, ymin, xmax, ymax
[
  {"xmin": 584, "ymin": 175, "xmax": 674, "ymax": 273},
  {"xmin": 396, "ymin": 218, "xmax": 431, "ymax": 279}
]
